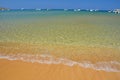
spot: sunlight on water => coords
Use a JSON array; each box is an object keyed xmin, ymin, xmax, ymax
[{"xmin": 0, "ymin": 10, "xmax": 120, "ymax": 71}]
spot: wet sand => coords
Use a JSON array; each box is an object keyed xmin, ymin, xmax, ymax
[
  {"xmin": 0, "ymin": 42, "xmax": 120, "ymax": 63},
  {"xmin": 0, "ymin": 59, "xmax": 120, "ymax": 80}
]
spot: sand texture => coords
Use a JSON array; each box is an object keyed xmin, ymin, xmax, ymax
[{"xmin": 0, "ymin": 59, "xmax": 120, "ymax": 80}]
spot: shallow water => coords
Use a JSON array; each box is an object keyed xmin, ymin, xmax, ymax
[
  {"xmin": 0, "ymin": 9, "xmax": 120, "ymax": 72},
  {"xmin": 0, "ymin": 10, "xmax": 120, "ymax": 47}
]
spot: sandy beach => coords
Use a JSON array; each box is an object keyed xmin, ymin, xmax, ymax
[{"xmin": 0, "ymin": 59, "xmax": 120, "ymax": 80}]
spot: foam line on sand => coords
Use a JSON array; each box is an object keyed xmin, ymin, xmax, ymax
[{"xmin": 0, "ymin": 53, "xmax": 120, "ymax": 72}]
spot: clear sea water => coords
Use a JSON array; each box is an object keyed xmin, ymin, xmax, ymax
[
  {"xmin": 0, "ymin": 9, "xmax": 120, "ymax": 47},
  {"xmin": 0, "ymin": 9, "xmax": 120, "ymax": 72}
]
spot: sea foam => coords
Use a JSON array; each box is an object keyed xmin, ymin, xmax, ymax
[{"xmin": 0, "ymin": 53, "xmax": 120, "ymax": 72}]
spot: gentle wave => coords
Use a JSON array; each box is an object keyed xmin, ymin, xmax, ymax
[{"xmin": 0, "ymin": 53, "xmax": 120, "ymax": 72}]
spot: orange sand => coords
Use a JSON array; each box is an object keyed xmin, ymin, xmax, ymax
[{"xmin": 0, "ymin": 59, "xmax": 120, "ymax": 80}]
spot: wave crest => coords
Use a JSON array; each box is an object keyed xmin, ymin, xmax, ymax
[{"xmin": 0, "ymin": 53, "xmax": 120, "ymax": 72}]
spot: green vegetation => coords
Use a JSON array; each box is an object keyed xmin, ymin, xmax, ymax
[{"xmin": 0, "ymin": 7, "xmax": 9, "ymax": 10}]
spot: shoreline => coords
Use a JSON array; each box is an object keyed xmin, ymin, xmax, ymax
[
  {"xmin": 0, "ymin": 58, "xmax": 120, "ymax": 80},
  {"xmin": 0, "ymin": 42, "xmax": 120, "ymax": 73},
  {"xmin": 0, "ymin": 53, "xmax": 120, "ymax": 72},
  {"xmin": 0, "ymin": 42, "xmax": 120, "ymax": 63}
]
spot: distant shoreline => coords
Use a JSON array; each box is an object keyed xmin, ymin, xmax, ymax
[
  {"xmin": 0, "ymin": 6, "xmax": 120, "ymax": 11},
  {"xmin": 0, "ymin": 7, "xmax": 9, "ymax": 10}
]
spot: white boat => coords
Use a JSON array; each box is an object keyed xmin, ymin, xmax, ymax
[
  {"xmin": 74, "ymin": 9, "xmax": 77, "ymax": 11},
  {"xmin": 47, "ymin": 9, "xmax": 49, "ymax": 11},
  {"xmin": 113, "ymin": 9, "xmax": 120, "ymax": 14},
  {"xmin": 36, "ymin": 8, "xmax": 41, "ymax": 11},
  {"xmin": 77, "ymin": 9, "xmax": 81, "ymax": 11},
  {"xmin": 64, "ymin": 9, "xmax": 68, "ymax": 11},
  {"xmin": 95, "ymin": 9, "xmax": 98, "ymax": 11},
  {"xmin": 21, "ymin": 8, "xmax": 24, "ymax": 10},
  {"xmin": 108, "ymin": 10, "xmax": 112, "ymax": 13},
  {"xmin": 90, "ymin": 9, "xmax": 93, "ymax": 12}
]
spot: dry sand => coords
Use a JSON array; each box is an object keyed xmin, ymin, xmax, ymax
[{"xmin": 0, "ymin": 59, "xmax": 120, "ymax": 80}]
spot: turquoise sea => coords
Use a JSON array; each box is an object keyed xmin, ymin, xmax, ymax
[
  {"xmin": 0, "ymin": 9, "xmax": 120, "ymax": 47},
  {"xmin": 0, "ymin": 9, "xmax": 120, "ymax": 72}
]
